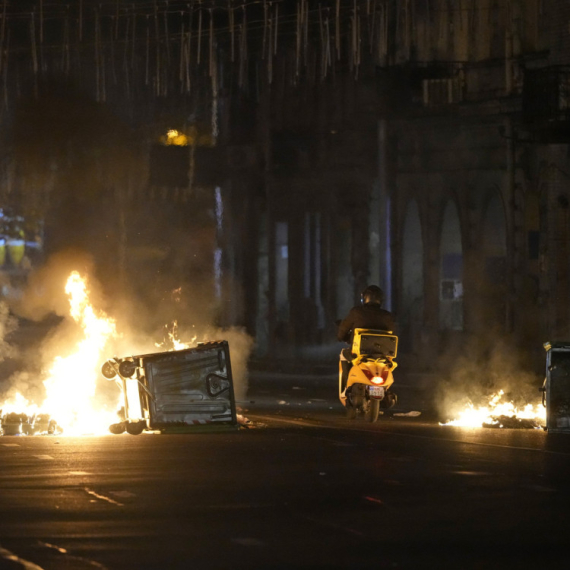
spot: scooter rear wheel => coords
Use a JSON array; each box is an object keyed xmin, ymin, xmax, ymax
[{"xmin": 365, "ymin": 399, "xmax": 380, "ymax": 423}]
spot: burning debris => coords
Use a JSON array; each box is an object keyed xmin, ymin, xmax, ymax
[
  {"xmin": 0, "ymin": 268, "xmax": 251, "ymax": 437},
  {"xmin": 440, "ymin": 390, "xmax": 546, "ymax": 429},
  {"xmin": 0, "ymin": 270, "xmax": 121, "ymax": 436},
  {"xmin": 0, "ymin": 412, "xmax": 60, "ymax": 436}
]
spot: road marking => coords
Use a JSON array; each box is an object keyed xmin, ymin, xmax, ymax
[
  {"xmin": 33, "ymin": 455, "xmax": 54, "ymax": 460},
  {"xmin": 37, "ymin": 541, "xmax": 108, "ymax": 569},
  {"xmin": 0, "ymin": 545, "xmax": 45, "ymax": 570},
  {"xmin": 452, "ymin": 471, "xmax": 488, "ymax": 476},
  {"xmin": 252, "ymin": 414, "xmax": 570, "ymax": 457},
  {"xmin": 2, "ymin": 443, "xmax": 19, "ymax": 447},
  {"xmin": 364, "ymin": 496, "xmax": 384, "ymax": 506},
  {"xmin": 69, "ymin": 471, "xmax": 89, "ymax": 475},
  {"xmin": 37, "ymin": 541, "xmax": 67, "ymax": 554},
  {"xmin": 85, "ymin": 488, "xmax": 124, "ymax": 506}
]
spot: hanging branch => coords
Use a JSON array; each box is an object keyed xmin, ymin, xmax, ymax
[
  {"xmin": 39, "ymin": 0, "xmax": 44, "ymax": 72},
  {"xmin": 350, "ymin": 2, "xmax": 355, "ymax": 73},
  {"xmin": 2, "ymin": 29, "xmax": 9, "ymax": 109},
  {"xmin": 145, "ymin": 15, "xmax": 150, "ymax": 85},
  {"xmin": 116, "ymin": 0, "xmax": 121, "ymax": 39},
  {"xmin": 30, "ymin": 11, "xmax": 38, "ymax": 97},
  {"xmin": 319, "ymin": 3, "xmax": 325, "ymax": 80},
  {"xmin": 95, "ymin": 7, "xmax": 101, "ymax": 101},
  {"xmin": 368, "ymin": 0, "xmax": 377, "ymax": 54},
  {"xmin": 356, "ymin": 3, "xmax": 361, "ymax": 78},
  {"xmin": 262, "ymin": 0, "xmax": 267, "ymax": 60},
  {"xmin": 123, "ymin": 11, "xmax": 131, "ymax": 97},
  {"xmin": 179, "ymin": 14, "xmax": 185, "ymax": 84},
  {"xmin": 295, "ymin": 1, "xmax": 301, "ymax": 78},
  {"xmin": 163, "ymin": 2, "xmax": 171, "ymax": 65},
  {"xmin": 229, "ymin": 0, "xmax": 235, "ymax": 62},
  {"xmin": 274, "ymin": 3, "xmax": 278, "ymax": 55},
  {"xmin": 185, "ymin": 4, "xmax": 193, "ymax": 92},
  {"xmin": 197, "ymin": 2, "xmax": 202, "ymax": 64},
  {"xmin": 131, "ymin": 5, "xmax": 137, "ymax": 72},
  {"xmin": 154, "ymin": 1, "xmax": 161, "ymax": 96},
  {"xmin": 79, "ymin": 0, "xmax": 83, "ymax": 41},
  {"xmin": 211, "ymin": 49, "xmax": 218, "ymax": 139},
  {"xmin": 209, "ymin": 8, "xmax": 214, "ymax": 77},
  {"xmin": 335, "ymin": 0, "xmax": 340, "ymax": 60},
  {"xmin": 267, "ymin": 2, "xmax": 273, "ymax": 83},
  {"xmin": 303, "ymin": 0, "xmax": 308, "ymax": 67},
  {"xmin": 325, "ymin": 12, "xmax": 331, "ymax": 74},
  {"xmin": 0, "ymin": 0, "xmax": 5, "ymax": 76},
  {"xmin": 238, "ymin": 5, "xmax": 247, "ymax": 90},
  {"xmin": 63, "ymin": 5, "xmax": 70, "ymax": 76},
  {"xmin": 110, "ymin": 17, "xmax": 118, "ymax": 85}
]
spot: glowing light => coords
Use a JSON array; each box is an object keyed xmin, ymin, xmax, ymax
[
  {"xmin": 163, "ymin": 129, "xmax": 189, "ymax": 146},
  {"xmin": 441, "ymin": 390, "xmax": 546, "ymax": 428}
]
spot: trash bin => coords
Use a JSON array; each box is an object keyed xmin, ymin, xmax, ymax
[
  {"xmin": 543, "ymin": 341, "xmax": 570, "ymax": 432},
  {"xmin": 102, "ymin": 341, "xmax": 237, "ymax": 434}
]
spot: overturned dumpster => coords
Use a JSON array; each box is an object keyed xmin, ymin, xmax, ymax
[
  {"xmin": 102, "ymin": 341, "xmax": 237, "ymax": 434},
  {"xmin": 543, "ymin": 341, "xmax": 570, "ymax": 433}
]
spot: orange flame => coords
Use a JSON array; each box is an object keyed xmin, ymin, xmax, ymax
[{"xmin": 441, "ymin": 390, "xmax": 546, "ymax": 428}]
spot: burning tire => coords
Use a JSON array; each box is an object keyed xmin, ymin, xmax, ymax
[
  {"xmin": 126, "ymin": 421, "xmax": 145, "ymax": 435},
  {"xmin": 109, "ymin": 422, "xmax": 126, "ymax": 435},
  {"xmin": 101, "ymin": 360, "xmax": 117, "ymax": 380},
  {"xmin": 119, "ymin": 360, "xmax": 137, "ymax": 378}
]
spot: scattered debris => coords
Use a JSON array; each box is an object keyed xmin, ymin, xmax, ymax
[
  {"xmin": 237, "ymin": 414, "xmax": 266, "ymax": 429},
  {"xmin": 482, "ymin": 415, "xmax": 543, "ymax": 430},
  {"xmin": 393, "ymin": 411, "xmax": 422, "ymax": 418}
]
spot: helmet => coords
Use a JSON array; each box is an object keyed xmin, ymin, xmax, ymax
[{"xmin": 361, "ymin": 285, "xmax": 384, "ymax": 306}]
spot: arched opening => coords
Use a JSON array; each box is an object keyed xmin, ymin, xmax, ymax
[
  {"xmin": 480, "ymin": 193, "xmax": 507, "ymax": 328},
  {"xmin": 401, "ymin": 200, "xmax": 424, "ymax": 343},
  {"xmin": 439, "ymin": 201, "xmax": 463, "ymax": 330}
]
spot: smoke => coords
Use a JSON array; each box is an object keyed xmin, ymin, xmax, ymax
[
  {"xmin": 12, "ymin": 249, "xmax": 100, "ymax": 321},
  {"xmin": 0, "ymin": 248, "xmax": 254, "ymax": 418},
  {"xmin": 0, "ymin": 302, "xmax": 17, "ymax": 362},
  {"xmin": 434, "ymin": 333, "xmax": 543, "ymax": 421}
]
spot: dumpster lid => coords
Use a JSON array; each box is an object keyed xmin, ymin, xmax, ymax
[
  {"xmin": 128, "ymin": 341, "xmax": 229, "ymax": 362},
  {"xmin": 544, "ymin": 341, "xmax": 570, "ymax": 352}
]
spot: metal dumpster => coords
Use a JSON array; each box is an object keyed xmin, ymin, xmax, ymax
[
  {"xmin": 543, "ymin": 341, "xmax": 570, "ymax": 432},
  {"xmin": 102, "ymin": 341, "xmax": 237, "ymax": 434}
]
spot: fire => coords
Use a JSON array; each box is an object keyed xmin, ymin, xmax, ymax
[
  {"xmin": 1, "ymin": 271, "xmax": 120, "ymax": 435},
  {"xmin": 155, "ymin": 320, "xmax": 196, "ymax": 351},
  {"xmin": 441, "ymin": 390, "xmax": 546, "ymax": 429}
]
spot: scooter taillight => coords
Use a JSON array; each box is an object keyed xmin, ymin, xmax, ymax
[{"xmin": 363, "ymin": 369, "xmax": 386, "ymax": 385}]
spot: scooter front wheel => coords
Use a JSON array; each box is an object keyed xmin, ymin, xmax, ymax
[{"xmin": 365, "ymin": 399, "xmax": 380, "ymax": 423}]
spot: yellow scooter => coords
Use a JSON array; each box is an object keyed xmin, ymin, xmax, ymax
[{"xmin": 339, "ymin": 328, "xmax": 398, "ymax": 422}]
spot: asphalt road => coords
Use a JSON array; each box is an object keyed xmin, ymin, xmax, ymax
[{"xmin": 1, "ymin": 373, "xmax": 569, "ymax": 570}]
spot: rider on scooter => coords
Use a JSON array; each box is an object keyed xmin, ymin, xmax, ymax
[{"xmin": 337, "ymin": 285, "xmax": 396, "ymax": 391}]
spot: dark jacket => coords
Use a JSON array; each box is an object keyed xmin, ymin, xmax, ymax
[{"xmin": 337, "ymin": 303, "xmax": 395, "ymax": 343}]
